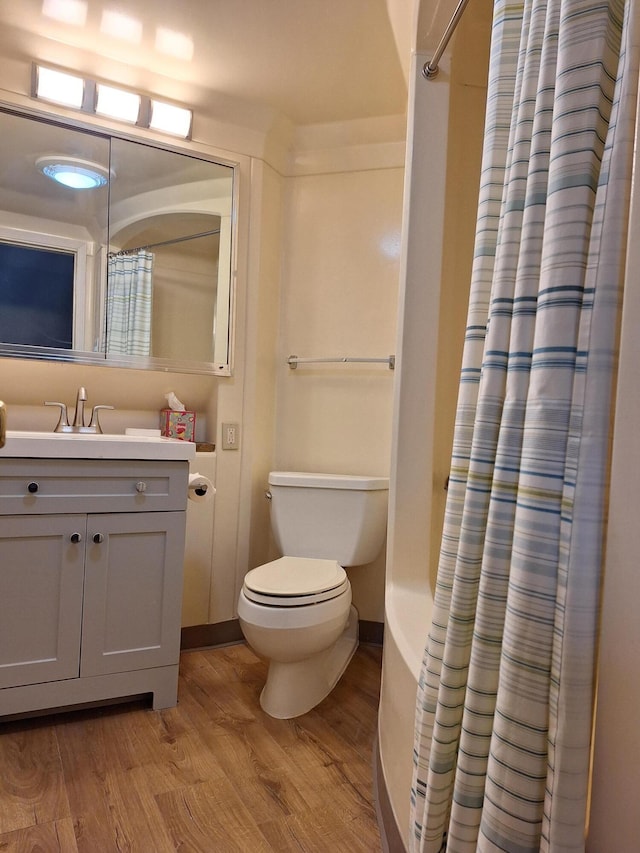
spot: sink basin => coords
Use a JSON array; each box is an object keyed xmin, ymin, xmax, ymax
[{"xmin": 0, "ymin": 430, "xmax": 196, "ymax": 461}]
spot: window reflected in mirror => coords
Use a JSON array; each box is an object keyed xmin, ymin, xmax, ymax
[{"xmin": 0, "ymin": 242, "xmax": 74, "ymax": 348}]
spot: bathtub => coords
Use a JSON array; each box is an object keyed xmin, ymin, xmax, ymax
[{"xmin": 377, "ymin": 581, "xmax": 432, "ymax": 849}]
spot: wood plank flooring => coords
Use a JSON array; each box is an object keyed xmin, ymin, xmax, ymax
[{"xmin": 0, "ymin": 642, "xmax": 383, "ymax": 852}]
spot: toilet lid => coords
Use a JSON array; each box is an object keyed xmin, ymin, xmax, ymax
[{"xmin": 243, "ymin": 556, "xmax": 349, "ymax": 607}]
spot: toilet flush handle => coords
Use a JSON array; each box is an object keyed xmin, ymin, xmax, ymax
[{"xmin": 265, "ymin": 490, "xmax": 272, "ymax": 500}]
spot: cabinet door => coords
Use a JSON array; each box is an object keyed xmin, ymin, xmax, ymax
[
  {"xmin": 80, "ymin": 511, "xmax": 186, "ymax": 676},
  {"xmin": 0, "ymin": 514, "xmax": 85, "ymax": 689}
]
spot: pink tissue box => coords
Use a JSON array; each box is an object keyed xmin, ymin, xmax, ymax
[{"xmin": 160, "ymin": 409, "xmax": 196, "ymax": 442}]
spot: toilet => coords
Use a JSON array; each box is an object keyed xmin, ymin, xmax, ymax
[{"xmin": 237, "ymin": 471, "xmax": 389, "ymax": 719}]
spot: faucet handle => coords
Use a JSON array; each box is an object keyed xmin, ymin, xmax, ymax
[
  {"xmin": 45, "ymin": 402, "xmax": 70, "ymax": 432},
  {"xmin": 88, "ymin": 405, "xmax": 114, "ymax": 434}
]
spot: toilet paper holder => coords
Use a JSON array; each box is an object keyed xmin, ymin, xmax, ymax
[{"xmin": 188, "ymin": 472, "xmax": 215, "ymax": 503}]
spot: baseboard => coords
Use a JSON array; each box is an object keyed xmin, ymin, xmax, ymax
[
  {"xmin": 181, "ymin": 618, "xmax": 384, "ymax": 651},
  {"xmin": 180, "ymin": 620, "xmax": 244, "ymax": 650},
  {"xmin": 373, "ymin": 733, "xmax": 407, "ymax": 852},
  {"xmin": 360, "ymin": 619, "xmax": 384, "ymax": 645}
]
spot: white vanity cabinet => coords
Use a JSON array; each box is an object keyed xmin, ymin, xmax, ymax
[{"xmin": 0, "ymin": 455, "xmax": 190, "ymax": 717}]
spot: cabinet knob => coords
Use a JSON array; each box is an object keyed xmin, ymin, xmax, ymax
[
  {"xmin": 135, "ymin": 481, "xmax": 147, "ymax": 493},
  {"xmin": 27, "ymin": 481, "xmax": 39, "ymax": 494},
  {"xmin": 70, "ymin": 533, "xmax": 82, "ymax": 543},
  {"xmin": 93, "ymin": 533, "xmax": 104, "ymax": 544}
]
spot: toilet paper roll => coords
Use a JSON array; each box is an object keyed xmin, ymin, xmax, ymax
[{"xmin": 188, "ymin": 472, "xmax": 215, "ymax": 503}]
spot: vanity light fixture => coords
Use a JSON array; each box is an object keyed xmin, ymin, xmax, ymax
[
  {"xmin": 34, "ymin": 65, "xmax": 85, "ymax": 109},
  {"xmin": 95, "ymin": 83, "xmax": 141, "ymax": 124},
  {"xmin": 36, "ymin": 156, "xmax": 110, "ymax": 190},
  {"xmin": 32, "ymin": 63, "xmax": 193, "ymax": 139},
  {"xmin": 149, "ymin": 99, "xmax": 192, "ymax": 137}
]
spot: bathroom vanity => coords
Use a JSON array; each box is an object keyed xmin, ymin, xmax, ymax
[{"xmin": 0, "ymin": 432, "xmax": 195, "ymax": 717}]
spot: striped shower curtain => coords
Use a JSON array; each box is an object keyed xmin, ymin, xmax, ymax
[
  {"xmin": 410, "ymin": 0, "xmax": 639, "ymax": 850},
  {"xmin": 106, "ymin": 250, "xmax": 153, "ymax": 356}
]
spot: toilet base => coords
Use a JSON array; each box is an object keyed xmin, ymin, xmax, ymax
[{"xmin": 259, "ymin": 605, "xmax": 359, "ymax": 719}]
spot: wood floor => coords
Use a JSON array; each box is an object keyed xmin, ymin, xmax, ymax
[{"xmin": 0, "ymin": 642, "xmax": 383, "ymax": 852}]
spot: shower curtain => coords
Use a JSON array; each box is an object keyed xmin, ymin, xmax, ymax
[
  {"xmin": 410, "ymin": 0, "xmax": 639, "ymax": 850},
  {"xmin": 105, "ymin": 250, "xmax": 154, "ymax": 356}
]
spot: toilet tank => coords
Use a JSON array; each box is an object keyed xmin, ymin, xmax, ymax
[{"xmin": 268, "ymin": 471, "xmax": 389, "ymax": 566}]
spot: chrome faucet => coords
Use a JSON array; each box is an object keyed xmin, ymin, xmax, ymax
[
  {"xmin": 72, "ymin": 386, "xmax": 87, "ymax": 428},
  {"xmin": 45, "ymin": 387, "xmax": 114, "ymax": 434}
]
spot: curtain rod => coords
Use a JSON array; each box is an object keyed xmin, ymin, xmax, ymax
[
  {"xmin": 423, "ymin": 0, "xmax": 472, "ymax": 79},
  {"xmin": 108, "ymin": 228, "xmax": 221, "ymax": 258}
]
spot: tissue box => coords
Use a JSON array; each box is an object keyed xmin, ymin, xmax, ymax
[{"xmin": 160, "ymin": 409, "xmax": 196, "ymax": 442}]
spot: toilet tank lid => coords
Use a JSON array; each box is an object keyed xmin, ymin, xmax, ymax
[{"xmin": 268, "ymin": 471, "xmax": 389, "ymax": 490}]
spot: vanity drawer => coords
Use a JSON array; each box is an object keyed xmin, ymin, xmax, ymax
[{"xmin": 0, "ymin": 458, "xmax": 189, "ymax": 515}]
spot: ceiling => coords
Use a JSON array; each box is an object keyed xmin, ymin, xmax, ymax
[{"xmin": 0, "ymin": 0, "xmax": 408, "ymax": 129}]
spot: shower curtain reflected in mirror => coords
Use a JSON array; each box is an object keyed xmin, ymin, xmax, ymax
[{"xmin": 106, "ymin": 250, "xmax": 154, "ymax": 356}]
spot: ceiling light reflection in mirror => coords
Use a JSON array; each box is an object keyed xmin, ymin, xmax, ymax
[
  {"xmin": 155, "ymin": 27, "xmax": 194, "ymax": 61},
  {"xmin": 100, "ymin": 9, "xmax": 142, "ymax": 43},
  {"xmin": 37, "ymin": 156, "xmax": 110, "ymax": 189},
  {"xmin": 42, "ymin": 0, "xmax": 87, "ymax": 27}
]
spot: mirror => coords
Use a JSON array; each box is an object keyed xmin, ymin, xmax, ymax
[{"xmin": 0, "ymin": 107, "xmax": 235, "ymax": 374}]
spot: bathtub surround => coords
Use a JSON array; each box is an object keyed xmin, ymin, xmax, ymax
[
  {"xmin": 381, "ymin": 0, "xmax": 637, "ymax": 850},
  {"xmin": 374, "ymin": 739, "xmax": 411, "ymax": 853},
  {"xmin": 379, "ymin": 4, "xmax": 490, "ymax": 839}
]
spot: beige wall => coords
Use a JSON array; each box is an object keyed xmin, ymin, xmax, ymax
[
  {"xmin": 150, "ymin": 242, "xmax": 219, "ymax": 364},
  {"xmin": 276, "ymin": 168, "xmax": 401, "ymax": 475},
  {"xmin": 273, "ymin": 164, "xmax": 404, "ymax": 621},
  {"xmin": 379, "ymin": 49, "xmax": 463, "ymax": 839}
]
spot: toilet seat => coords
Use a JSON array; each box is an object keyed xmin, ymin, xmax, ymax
[{"xmin": 243, "ymin": 556, "xmax": 349, "ymax": 607}]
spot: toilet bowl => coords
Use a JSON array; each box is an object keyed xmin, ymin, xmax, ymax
[
  {"xmin": 238, "ymin": 472, "xmax": 389, "ymax": 719},
  {"xmin": 238, "ymin": 557, "xmax": 357, "ymax": 718}
]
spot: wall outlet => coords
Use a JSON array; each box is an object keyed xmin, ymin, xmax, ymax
[{"xmin": 222, "ymin": 422, "xmax": 240, "ymax": 450}]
